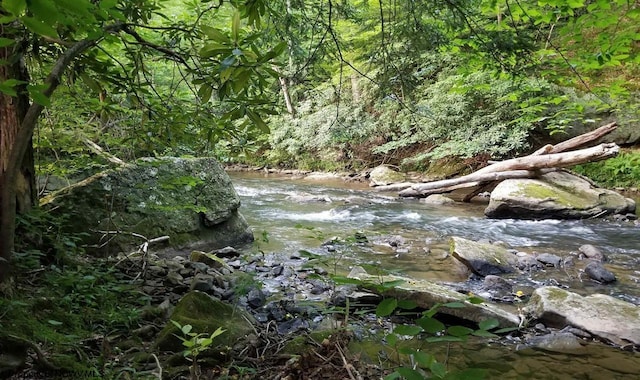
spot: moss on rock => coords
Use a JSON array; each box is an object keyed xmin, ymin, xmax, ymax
[{"xmin": 155, "ymin": 291, "xmax": 255, "ymax": 355}]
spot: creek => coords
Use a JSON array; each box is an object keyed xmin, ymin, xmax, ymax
[{"xmin": 230, "ymin": 172, "xmax": 640, "ymax": 379}]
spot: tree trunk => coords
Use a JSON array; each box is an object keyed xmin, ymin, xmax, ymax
[
  {"xmin": 0, "ymin": 36, "xmax": 35, "ymax": 282},
  {"xmin": 279, "ymin": 75, "xmax": 297, "ymax": 117}
]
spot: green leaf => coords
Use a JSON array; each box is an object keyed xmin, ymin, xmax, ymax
[
  {"xmin": 425, "ymin": 336, "xmax": 465, "ymax": 343},
  {"xmin": 47, "ymin": 319, "xmax": 63, "ymax": 325},
  {"xmin": 478, "ymin": 318, "xmax": 499, "ymax": 331},
  {"xmin": 393, "ymin": 324, "xmax": 423, "ymax": 336},
  {"xmin": 447, "ymin": 325, "xmax": 474, "ymax": 337},
  {"xmin": 2, "ymin": 0, "xmax": 26, "ymax": 16},
  {"xmin": 28, "ymin": 0, "xmax": 60, "ymax": 25},
  {"xmin": 385, "ymin": 333, "xmax": 398, "ymax": 346},
  {"xmin": 231, "ymin": 10, "xmax": 240, "ymax": 42},
  {"xmin": 442, "ymin": 301, "xmax": 465, "ymax": 308},
  {"xmin": 246, "ymin": 109, "xmax": 269, "ymax": 133},
  {"xmin": 467, "ymin": 296, "xmax": 485, "ymax": 304},
  {"xmin": 472, "ymin": 330, "xmax": 498, "ymax": 338},
  {"xmin": 28, "ymin": 85, "xmax": 51, "ymax": 106},
  {"xmin": 0, "ymin": 83, "xmax": 17, "ymax": 96},
  {"xmin": 417, "ymin": 316, "xmax": 445, "ymax": 334},
  {"xmin": 397, "ymin": 299, "xmax": 417, "ymax": 310},
  {"xmin": 376, "ymin": 298, "xmax": 398, "ymax": 317},
  {"xmin": 56, "ymin": 0, "xmax": 93, "ymax": 18},
  {"xmin": 384, "ymin": 372, "xmax": 402, "ymax": 380},
  {"xmin": 413, "ymin": 351, "xmax": 435, "ymax": 368},
  {"xmin": 198, "ymin": 84, "xmax": 213, "ymax": 103},
  {"xmin": 430, "ymin": 362, "xmax": 447, "ymax": 378},
  {"xmin": 396, "ymin": 367, "xmax": 424, "ymax": 380},
  {"xmin": 181, "ymin": 324, "xmax": 193, "ymax": 335},
  {"xmin": 21, "ymin": 16, "xmax": 58, "ymax": 38}
]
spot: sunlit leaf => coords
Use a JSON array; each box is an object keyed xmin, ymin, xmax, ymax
[{"xmin": 393, "ymin": 324, "xmax": 423, "ymax": 336}]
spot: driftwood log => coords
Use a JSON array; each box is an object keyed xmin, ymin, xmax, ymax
[{"xmin": 380, "ymin": 122, "xmax": 619, "ymax": 199}]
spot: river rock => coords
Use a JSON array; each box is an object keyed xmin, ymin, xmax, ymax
[
  {"xmin": 450, "ymin": 236, "xmax": 516, "ymax": 276},
  {"xmin": 535, "ymin": 253, "xmax": 562, "ymax": 267},
  {"xmin": 525, "ymin": 332, "xmax": 588, "ymax": 354},
  {"xmin": 369, "ymin": 165, "xmax": 406, "ymax": 187},
  {"xmin": 421, "ymin": 194, "xmax": 456, "ymax": 205},
  {"xmin": 155, "ymin": 291, "xmax": 254, "ymax": 354},
  {"xmin": 526, "ymin": 286, "xmax": 640, "ymax": 346},
  {"xmin": 485, "ymin": 171, "xmax": 636, "ymax": 219},
  {"xmin": 578, "ymin": 244, "xmax": 606, "ymax": 262},
  {"xmin": 41, "ymin": 157, "xmax": 253, "ymax": 255},
  {"xmin": 348, "ymin": 266, "xmax": 520, "ymax": 327},
  {"xmin": 584, "ymin": 261, "xmax": 616, "ymax": 283}
]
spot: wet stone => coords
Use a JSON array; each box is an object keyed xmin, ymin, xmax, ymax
[
  {"xmin": 247, "ymin": 288, "xmax": 267, "ymax": 309},
  {"xmin": 584, "ymin": 261, "xmax": 616, "ymax": 283},
  {"xmin": 578, "ymin": 244, "xmax": 606, "ymax": 262},
  {"xmin": 272, "ymin": 265, "xmax": 284, "ymax": 276},
  {"xmin": 190, "ymin": 273, "xmax": 214, "ymax": 293},
  {"xmin": 164, "ymin": 271, "xmax": 184, "ymax": 286},
  {"xmin": 517, "ymin": 255, "xmax": 542, "ymax": 271},
  {"xmin": 535, "ymin": 253, "xmax": 562, "ymax": 267}
]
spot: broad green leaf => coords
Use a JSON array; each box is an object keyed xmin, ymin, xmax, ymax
[
  {"xmin": 472, "ymin": 330, "xmax": 498, "ymax": 338},
  {"xmin": 467, "ymin": 296, "xmax": 485, "ymax": 304},
  {"xmin": 413, "ymin": 351, "xmax": 435, "ymax": 368},
  {"xmin": 396, "ymin": 367, "xmax": 424, "ymax": 380},
  {"xmin": 330, "ymin": 276, "xmax": 363, "ymax": 285},
  {"xmin": 201, "ymin": 26, "xmax": 231, "ymax": 43},
  {"xmin": 376, "ymin": 298, "xmax": 397, "ymax": 317},
  {"xmin": 2, "ymin": 0, "xmax": 26, "ymax": 16},
  {"xmin": 56, "ymin": 0, "xmax": 93, "ymax": 17},
  {"xmin": 425, "ymin": 336, "xmax": 465, "ymax": 343},
  {"xmin": 393, "ymin": 324, "xmax": 423, "ymax": 336},
  {"xmin": 21, "ymin": 16, "xmax": 58, "ymax": 38},
  {"xmin": 417, "ymin": 316, "xmax": 445, "ymax": 334},
  {"xmin": 211, "ymin": 327, "xmax": 225, "ymax": 339},
  {"xmin": 447, "ymin": 325, "xmax": 473, "ymax": 337},
  {"xmin": 385, "ymin": 333, "xmax": 398, "ymax": 346},
  {"xmin": 384, "ymin": 372, "xmax": 402, "ymax": 380},
  {"xmin": 27, "ymin": 0, "xmax": 59, "ymax": 25},
  {"xmin": 197, "ymin": 84, "xmax": 213, "ymax": 103},
  {"xmin": 27, "ymin": 85, "xmax": 51, "ymax": 106},
  {"xmin": 0, "ymin": 84, "xmax": 17, "ymax": 97},
  {"xmin": 478, "ymin": 318, "xmax": 499, "ymax": 331},
  {"xmin": 430, "ymin": 362, "xmax": 447, "ymax": 378},
  {"xmin": 181, "ymin": 324, "xmax": 193, "ymax": 335},
  {"xmin": 47, "ymin": 319, "xmax": 63, "ymax": 325}
]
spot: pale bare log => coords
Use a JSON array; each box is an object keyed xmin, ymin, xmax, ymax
[
  {"xmin": 474, "ymin": 143, "xmax": 618, "ymax": 175},
  {"xmin": 82, "ymin": 137, "xmax": 128, "ymax": 166},
  {"xmin": 531, "ymin": 122, "xmax": 617, "ymax": 155},
  {"xmin": 373, "ymin": 182, "xmax": 415, "ymax": 192},
  {"xmin": 398, "ymin": 170, "xmax": 550, "ymax": 197},
  {"xmin": 401, "ymin": 143, "xmax": 618, "ymax": 197}
]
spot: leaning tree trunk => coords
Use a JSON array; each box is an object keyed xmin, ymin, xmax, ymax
[{"xmin": 0, "ymin": 34, "xmax": 36, "ymax": 282}]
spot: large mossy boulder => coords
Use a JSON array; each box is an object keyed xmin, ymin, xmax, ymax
[
  {"xmin": 41, "ymin": 157, "xmax": 253, "ymax": 254},
  {"xmin": 485, "ymin": 171, "xmax": 635, "ymax": 219},
  {"xmin": 526, "ymin": 287, "xmax": 640, "ymax": 347},
  {"xmin": 155, "ymin": 291, "xmax": 255, "ymax": 353}
]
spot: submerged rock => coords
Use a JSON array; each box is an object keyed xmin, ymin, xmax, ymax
[
  {"xmin": 41, "ymin": 157, "xmax": 253, "ymax": 254},
  {"xmin": 450, "ymin": 236, "xmax": 516, "ymax": 276},
  {"xmin": 485, "ymin": 171, "xmax": 636, "ymax": 219},
  {"xmin": 421, "ymin": 194, "xmax": 456, "ymax": 205},
  {"xmin": 526, "ymin": 287, "xmax": 640, "ymax": 347}
]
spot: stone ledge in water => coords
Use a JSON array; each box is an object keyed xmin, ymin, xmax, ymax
[
  {"xmin": 348, "ymin": 266, "xmax": 520, "ymax": 327},
  {"xmin": 526, "ymin": 286, "xmax": 640, "ymax": 347},
  {"xmin": 485, "ymin": 171, "xmax": 636, "ymax": 219},
  {"xmin": 368, "ymin": 165, "xmax": 406, "ymax": 187},
  {"xmin": 450, "ymin": 236, "xmax": 516, "ymax": 276}
]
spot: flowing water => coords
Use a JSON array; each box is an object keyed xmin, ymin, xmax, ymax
[{"xmin": 230, "ymin": 172, "xmax": 640, "ymax": 379}]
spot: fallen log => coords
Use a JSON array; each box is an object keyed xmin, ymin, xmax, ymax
[
  {"xmin": 531, "ymin": 122, "xmax": 617, "ymax": 155},
  {"xmin": 399, "ymin": 143, "xmax": 619, "ymax": 197}
]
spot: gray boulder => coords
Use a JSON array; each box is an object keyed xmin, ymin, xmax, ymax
[
  {"xmin": 41, "ymin": 157, "xmax": 253, "ymax": 255},
  {"xmin": 369, "ymin": 165, "xmax": 406, "ymax": 187},
  {"xmin": 584, "ymin": 261, "xmax": 616, "ymax": 283},
  {"xmin": 450, "ymin": 236, "xmax": 516, "ymax": 276},
  {"xmin": 526, "ymin": 286, "xmax": 640, "ymax": 346},
  {"xmin": 485, "ymin": 171, "xmax": 635, "ymax": 219}
]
